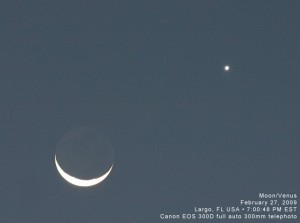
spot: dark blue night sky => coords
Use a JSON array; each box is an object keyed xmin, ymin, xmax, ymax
[{"xmin": 0, "ymin": 1, "xmax": 299, "ymax": 222}]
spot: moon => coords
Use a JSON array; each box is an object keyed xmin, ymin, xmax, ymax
[
  {"xmin": 55, "ymin": 127, "xmax": 114, "ymax": 187},
  {"xmin": 55, "ymin": 155, "xmax": 113, "ymax": 187}
]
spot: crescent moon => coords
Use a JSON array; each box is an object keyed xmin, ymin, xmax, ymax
[{"xmin": 55, "ymin": 155, "xmax": 113, "ymax": 187}]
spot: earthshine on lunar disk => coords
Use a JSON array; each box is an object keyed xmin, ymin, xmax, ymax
[{"xmin": 55, "ymin": 127, "xmax": 114, "ymax": 187}]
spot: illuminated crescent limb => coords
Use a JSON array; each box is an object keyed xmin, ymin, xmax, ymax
[{"xmin": 55, "ymin": 155, "xmax": 113, "ymax": 187}]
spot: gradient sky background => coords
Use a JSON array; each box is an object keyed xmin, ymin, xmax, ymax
[{"xmin": 0, "ymin": 1, "xmax": 299, "ymax": 222}]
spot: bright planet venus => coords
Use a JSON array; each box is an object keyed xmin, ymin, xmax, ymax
[{"xmin": 55, "ymin": 127, "xmax": 114, "ymax": 187}]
